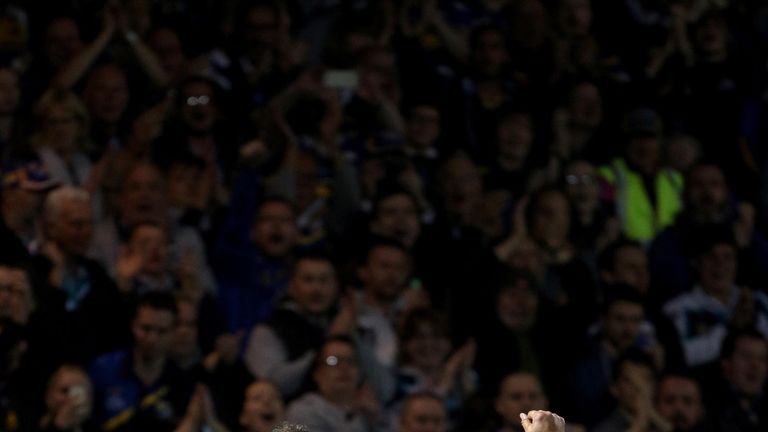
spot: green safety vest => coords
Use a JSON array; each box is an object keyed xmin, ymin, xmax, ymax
[{"xmin": 598, "ymin": 158, "xmax": 684, "ymax": 243}]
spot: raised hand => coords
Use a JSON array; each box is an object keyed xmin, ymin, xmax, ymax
[{"xmin": 520, "ymin": 410, "xmax": 566, "ymax": 432}]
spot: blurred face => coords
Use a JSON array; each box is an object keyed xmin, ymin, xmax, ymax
[
  {"xmin": 0, "ymin": 68, "xmax": 20, "ymax": 116},
  {"xmin": 698, "ymin": 243, "xmax": 737, "ymax": 296},
  {"xmin": 0, "ymin": 266, "xmax": 33, "ymax": 324},
  {"xmin": 564, "ymin": 161, "xmax": 598, "ymax": 211},
  {"xmin": 400, "ymin": 396, "xmax": 448, "ymax": 432},
  {"xmin": 608, "ymin": 246, "xmax": 649, "ymax": 295},
  {"xmin": 371, "ymin": 194, "xmax": 421, "ymax": 247},
  {"xmin": 42, "ymin": 103, "xmax": 80, "ymax": 152},
  {"xmin": 722, "ymin": 337, "xmax": 768, "ymax": 396},
  {"xmin": 495, "ymin": 374, "xmax": 548, "ymax": 430},
  {"xmin": 694, "ymin": 16, "xmax": 728, "ymax": 59},
  {"xmin": 511, "ymin": 0, "xmax": 548, "ymax": 49},
  {"xmin": 686, "ymin": 165, "xmax": 728, "ymax": 221},
  {"xmin": 166, "ymin": 163, "xmax": 200, "ymax": 209},
  {"xmin": 558, "ymin": 0, "xmax": 592, "ymax": 37},
  {"xmin": 314, "ymin": 341, "xmax": 359, "ymax": 398},
  {"xmin": 83, "ymin": 65, "xmax": 128, "ymax": 125},
  {"xmin": 531, "ymin": 191, "xmax": 570, "ymax": 247},
  {"xmin": 359, "ymin": 49, "xmax": 397, "ymax": 95},
  {"xmin": 49, "ymin": 198, "xmax": 93, "ymax": 257},
  {"xmin": 129, "ymin": 224, "xmax": 168, "ymax": 276},
  {"xmin": 496, "ymin": 279, "xmax": 538, "ymax": 331},
  {"xmin": 440, "ymin": 156, "xmax": 482, "ymax": 222},
  {"xmin": 132, "ymin": 305, "xmax": 175, "ymax": 361},
  {"xmin": 497, "ymin": 115, "xmax": 533, "ymax": 169},
  {"xmin": 251, "ymin": 201, "xmax": 298, "ymax": 258},
  {"xmin": 171, "ymin": 300, "xmax": 198, "ymax": 360},
  {"xmin": 181, "ymin": 80, "xmax": 216, "ymax": 133},
  {"xmin": 656, "ymin": 376, "xmax": 703, "ymax": 431},
  {"xmin": 45, "ymin": 18, "xmax": 83, "ymax": 67},
  {"xmin": 240, "ymin": 381, "xmax": 284, "ymax": 432},
  {"xmin": 611, "ymin": 361, "xmax": 654, "ymax": 412},
  {"xmin": 360, "ymin": 245, "xmax": 409, "ymax": 302},
  {"xmin": 119, "ymin": 164, "xmax": 166, "ymax": 226},
  {"xmin": 244, "ymin": 6, "xmax": 281, "ymax": 51},
  {"xmin": 149, "ymin": 28, "xmax": 185, "ymax": 75},
  {"xmin": 473, "ymin": 29, "xmax": 508, "ymax": 77},
  {"xmin": 1, "ymin": 187, "xmax": 45, "ymax": 222},
  {"xmin": 404, "ymin": 322, "xmax": 450, "ymax": 370},
  {"xmin": 568, "ymin": 83, "xmax": 602, "ymax": 128},
  {"xmin": 625, "ymin": 137, "xmax": 660, "ymax": 177},
  {"xmin": 288, "ymin": 259, "xmax": 337, "ymax": 314},
  {"xmin": 603, "ymin": 300, "xmax": 644, "ymax": 351},
  {"xmin": 45, "ymin": 368, "xmax": 92, "ymax": 418},
  {"xmin": 407, "ymin": 106, "xmax": 440, "ymax": 149}
]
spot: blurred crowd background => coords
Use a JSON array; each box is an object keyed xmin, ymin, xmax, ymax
[{"xmin": 0, "ymin": 0, "xmax": 767, "ymax": 431}]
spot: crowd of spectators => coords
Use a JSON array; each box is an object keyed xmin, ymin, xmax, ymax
[{"xmin": 1, "ymin": 0, "xmax": 768, "ymax": 431}]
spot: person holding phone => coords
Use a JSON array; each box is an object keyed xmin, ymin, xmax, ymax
[{"xmin": 39, "ymin": 364, "xmax": 95, "ymax": 432}]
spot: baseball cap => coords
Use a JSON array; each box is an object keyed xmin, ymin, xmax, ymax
[{"xmin": 1, "ymin": 161, "xmax": 58, "ymax": 191}]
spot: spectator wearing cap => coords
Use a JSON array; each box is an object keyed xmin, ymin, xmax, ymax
[
  {"xmin": 598, "ymin": 107, "xmax": 683, "ymax": 244},
  {"xmin": 0, "ymin": 162, "xmax": 57, "ymax": 261},
  {"xmin": 663, "ymin": 230, "xmax": 768, "ymax": 367}
]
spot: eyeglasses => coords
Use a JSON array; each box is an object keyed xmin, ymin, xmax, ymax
[
  {"xmin": 565, "ymin": 174, "xmax": 596, "ymax": 186},
  {"xmin": 322, "ymin": 355, "xmax": 356, "ymax": 367},
  {"xmin": 185, "ymin": 95, "xmax": 211, "ymax": 106}
]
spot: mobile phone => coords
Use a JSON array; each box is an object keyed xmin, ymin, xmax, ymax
[{"xmin": 322, "ymin": 69, "xmax": 358, "ymax": 90}]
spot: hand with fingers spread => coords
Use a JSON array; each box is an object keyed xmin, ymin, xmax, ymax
[{"xmin": 519, "ymin": 410, "xmax": 566, "ymax": 432}]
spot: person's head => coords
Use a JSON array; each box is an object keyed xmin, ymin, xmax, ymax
[
  {"xmin": 694, "ymin": 230, "xmax": 737, "ymax": 297},
  {"xmin": 1, "ymin": 161, "xmax": 55, "ymax": 224},
  {"xmin": 610, "ymin": 350, "xmax": 657, "ymax": 413},
  {"xmin": 239, "ymin": 380, "xmax": 285, "ymax": 432},
  {"xmin": 563, "ymin": 159, "xmax": 598, "ymax": 214},
  {"xmin": 655, "ymin": 374, "xmax": 704, "ymax": 431},
  {"xmin": 566, "ymin": 81, "xmax": 602, "ymax": 129},
  {"xmin": 44, "ymin": 17, "xmax": 83, "ymax": 67},
  {"xmin": 44, "ymin": 186, "xmax": 92, "ymax": 257},
  {"xmin": 44, "ymin": 365, "xmax": 92, "ymax": 421},
  {"xmin": 720, "ymin": 328, "xmax": 768, "ymax": 397},
  {"xmin": 147, "ymin": 26, "xmax": 186, "ymax": 77},
  {"xmin": 126, "ymin": 222, "xmax": 169, "ymax": 277},
  {"xmin": 692, "ymin": 9, "xmax": 729, "ymax": 60},
  {"xmin": 0, "ymin": 67, "xmax": 20, "ymax": 117},
  {"xmin": 399, "ymin": 392, "xmax": 448, "ymax": 432},
  {"xmin": 370, "ymin": 187, "xmax": 421, "ymax": 248},
  {"xmin": 622, "ymin": 108, "xmax": 663, "ymax": 177},
  {"xmin": 82, "ymin": 63, "xmax": 129, "ymax": 127},
  {"xmin": 495, "ymin": 270, "xmax": 539, "ymax": 331},
  {"xmin": 399, "ymin": 308, "xmax": 451, "ymax": 371},
  {"xmin": 250, "ymin": 197, "xmax": 298, "ymax": 259},
  {"xmin": 600, "ymin": 287, "xmax": 645, "ymax": 352},
  {"xmin": 495, "ymin": 373, "xmax": 548, "ymax": 431},
  {"xmin": 164, "ymin": 153, "xmax": 205, "ymax": 210},
  {"xmin": 509, "ymin": 0, "xmax": 549, "ymax": 50},
  {"xmin": 527, "ymin": 188, "xmax": 570, "ymax": 250},
  {"xmin": 118, "ymin": 161, "xmax": 167, "ymax": 226},
  {"xmin": 34, "ymin": 89, "xmax": 90, "ymax": 153},
  {"xmin": 177, "ymin": 75, "xmax": 219, "ymax": 133},
  {"xmin": 240, "ymin": 1, "xmax": 285, "ymax": 54},
  {"xmin": 170, "ymin": 296, "xmax": 198, "ymax": 363},
  {"xmin": 598, "ymin": 239, "xmax": 649, "ymax": 295},
  {"xmin": 0, "ymin": 264, "xmax": 34, "ymax": 325},
  {"xmin": 131, "ymin": 292, "xmax": 177, "ymax": 362},
  {"xmin": 438, "ymin": 152, "xmax": 483, "ymax": 224},
  {"xmin": 469, "ymin": 25, "xmax": 509, "ymax": 78},
  {"xmin": 665, "ymin": 133, "xmax": 701, "ymax": 174},
  {"xmin": 359, "ymin": 238, "xmax": 410, "ymax": 303},
  {"xmin": 405, "ymin": 103, "xmax": 441, "ymax": 150},
  {"xmin": 357, "ymin": 45, "xmax": 398, "ymax": 101},
  {"xmin": 684, "ymin": 162, "xmax": 729, "ymax": 222},
  {"xmin": 287, "ymin": 255, "xmax": 337, "ymax": 315},
  {"xmin": 313, "ymin": 336, "xmax": 360, "ymax": 400},
  {"xmin": 555, "ymin": 0, "xmax": 592, "ymax": 37},
  {"xmin": 497, "ymin": 111, "xmax": 533, "ymax": 170}
]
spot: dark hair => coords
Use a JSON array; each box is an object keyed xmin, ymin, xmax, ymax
[
  {"xmin": 720, "ymin": 327, "xmax": 766, "ymax": 360},
  {"xmin": 399, "ymin": 308, "xmax": 448, "ymax": 345},
  {"xmin": 613, "ymin": 348, "xmax": 657, "ymax": 381},
  {"xmin": 601, "ymin": 284, "xmax": 645, "ymax": 315},
  {"xmin": 598, "ymin": 238, "xmax": 644, "ymax": 274},
  {"xmin": 401, "ymin": 391, "xmax": 446, "ymax": 418},
  {"xmin": 370, "ymin": 183, "xmax": 420, "ymax": 219},
  {"xmin": 691, "ymin": 224, "xmax": 737, "ymax": 258},
  {"xmin": 493, "ymin": 268, "xmax": 538, "ymax": 299},
  {"xmin": 362, "ymin": 236, "xmax": 409, "ymax": 265},
  {"xmin": 133, "ymin": 291, "xmax": 178, "ymax": 319},
  {"xmin": 288, "ymin": 252, "xmax": 334, "ymax": 280}
]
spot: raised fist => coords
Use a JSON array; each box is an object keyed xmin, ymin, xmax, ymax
[{"xmin": 520, "ymin": 410, "xmax": 566, "ymax": 432}]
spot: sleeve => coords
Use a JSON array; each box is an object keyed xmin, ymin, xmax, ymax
[{"xmin": 244, "ymin": 325, "xmax": 316, "ymax": 397}]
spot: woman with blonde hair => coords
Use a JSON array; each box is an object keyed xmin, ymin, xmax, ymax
[{"xmin": 31, "ymin": 89, "xmax": 93, "ymax": 188}]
